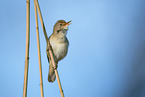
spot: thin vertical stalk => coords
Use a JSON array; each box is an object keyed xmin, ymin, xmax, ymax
[
  {"xmin": 34, "ymin": 0, "xmax": 48, "ymax": 44},
  {"xmin": 34, "ymin": 1, "xmax": 44, "ymax": 97},
  {"xmin": 50, "ymin": 52, "xmax": 65, "ymax": 97},
  {"xmin": 34, "ymin": 0, "xmax": 64, "ymax": 97},
  {"xmin": 23, "ymin": 0, "xmax": 30, "ymax": 97},
  {"xmin": 46, "ymin": 46, "xmax": 64, "ymax": 97}
]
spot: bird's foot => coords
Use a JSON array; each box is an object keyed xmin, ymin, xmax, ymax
[{"xmin": 53, "ymin": 64, "xmax": 58, "ymax": 70}]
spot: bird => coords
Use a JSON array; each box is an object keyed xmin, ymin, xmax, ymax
[{"xmin": 46, "ymin": 20, "xmax": 71, "ymax": 82}]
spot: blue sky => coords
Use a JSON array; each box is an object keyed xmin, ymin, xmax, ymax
[{"xmin": 0, "ymin": 0, "xmax": 145, "ymax": 97}]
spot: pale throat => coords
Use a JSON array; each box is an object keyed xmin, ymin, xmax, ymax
[{"xmin": 57, "ymin": 30, "xmax": 67, "ymax": 39}]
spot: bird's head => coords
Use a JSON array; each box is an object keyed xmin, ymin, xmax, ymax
[{"xmin": 53, "ymin": 20, "xmax": 71, "ymax": 37}]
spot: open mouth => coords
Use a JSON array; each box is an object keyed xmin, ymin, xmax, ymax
[
  {"xmin": 62, "ymin": 20, "xmax": 71, "ymax": 33},
  {"xmin": 63, "ymin": 20, "xmax": 72, "ymax": 26}
]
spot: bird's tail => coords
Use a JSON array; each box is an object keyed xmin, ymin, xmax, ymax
[{"xmin": 48, "ymin": 61, "xmax": 56, "ymax": 82}]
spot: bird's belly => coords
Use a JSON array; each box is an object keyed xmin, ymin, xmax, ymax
[{"xmin": 52, "ymin": 42, "xmax": 68, "ymax": 61}]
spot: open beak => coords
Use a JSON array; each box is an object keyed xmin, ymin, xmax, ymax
[{"xmin": 63, "ymin": 20, "xmax": 72, "ymax": 26}]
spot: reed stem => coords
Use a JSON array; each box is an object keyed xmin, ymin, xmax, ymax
[
  {"xmin": 34, "ymin": 1, "xmax": 44, "ymax": 97},
  {"xmin": 23, "ymin": 0, "xmax": 30, "ymax": 97},
  {"xmin": 34, "ymin": 0, "xmax": 64, "ymax": 96}
]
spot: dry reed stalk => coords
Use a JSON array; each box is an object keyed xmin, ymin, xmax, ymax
[
  {"xmin": 34, "ymin": 0, "xmax": 64, "ymax": 96},
  {"xmin": 23, "ymin": 0, "xmax": 30, "ymax": 97},
  {"xmin": 34, "ymin": 1, "xmax": 44, "ymax": 97}
]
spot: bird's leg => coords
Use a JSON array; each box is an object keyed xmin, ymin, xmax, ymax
[
  {"xmin": 53, "ymin": 64, "xmax": 58, "ymax": 70},
  {"xmin": 46, "ymin": 43, "xmax": 52, "ymax": 52}
]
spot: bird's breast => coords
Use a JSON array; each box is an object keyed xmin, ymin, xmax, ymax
[{"xmin": 49, "ymin": 37, "xmax": 69, "ymax": 61}]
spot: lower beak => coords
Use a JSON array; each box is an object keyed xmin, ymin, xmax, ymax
[{"xmin": 64, "ymin": 20, "xmax": 72, "ymax": 26}]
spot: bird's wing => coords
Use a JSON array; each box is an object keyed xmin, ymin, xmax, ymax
[
  {"xmin": 46, "ymin": 46, "xmax": 50, "ymax": 63},
  {"xmin": 46, "ymin": 39, "xmax": 50, "ymax": 63},
  {"xmin": 46, "ymin": 37, "xmax": 52, "ymax": 63}
]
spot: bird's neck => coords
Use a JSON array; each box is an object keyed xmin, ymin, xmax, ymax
[{"xmin": 54, "ymin": 30, "xmax": 67, "ymax": 38}]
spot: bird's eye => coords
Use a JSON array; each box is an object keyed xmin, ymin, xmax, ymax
[{"xmin": 60, "ymin": 24, "xmax": 62, "ymax": 26}]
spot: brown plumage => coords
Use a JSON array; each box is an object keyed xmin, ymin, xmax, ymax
[{"xmin": 47, "ymin": 20, "xmax": 71, "ymax": 82}]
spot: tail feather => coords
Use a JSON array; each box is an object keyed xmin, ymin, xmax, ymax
[{"xmin": 48, "ymin": 61, "xmax": 56, "ymax": 82}]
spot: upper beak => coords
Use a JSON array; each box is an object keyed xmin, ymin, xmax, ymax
[{"xmin": 63, "ymin": 20, "xmax": 72, "ymax": 26}]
